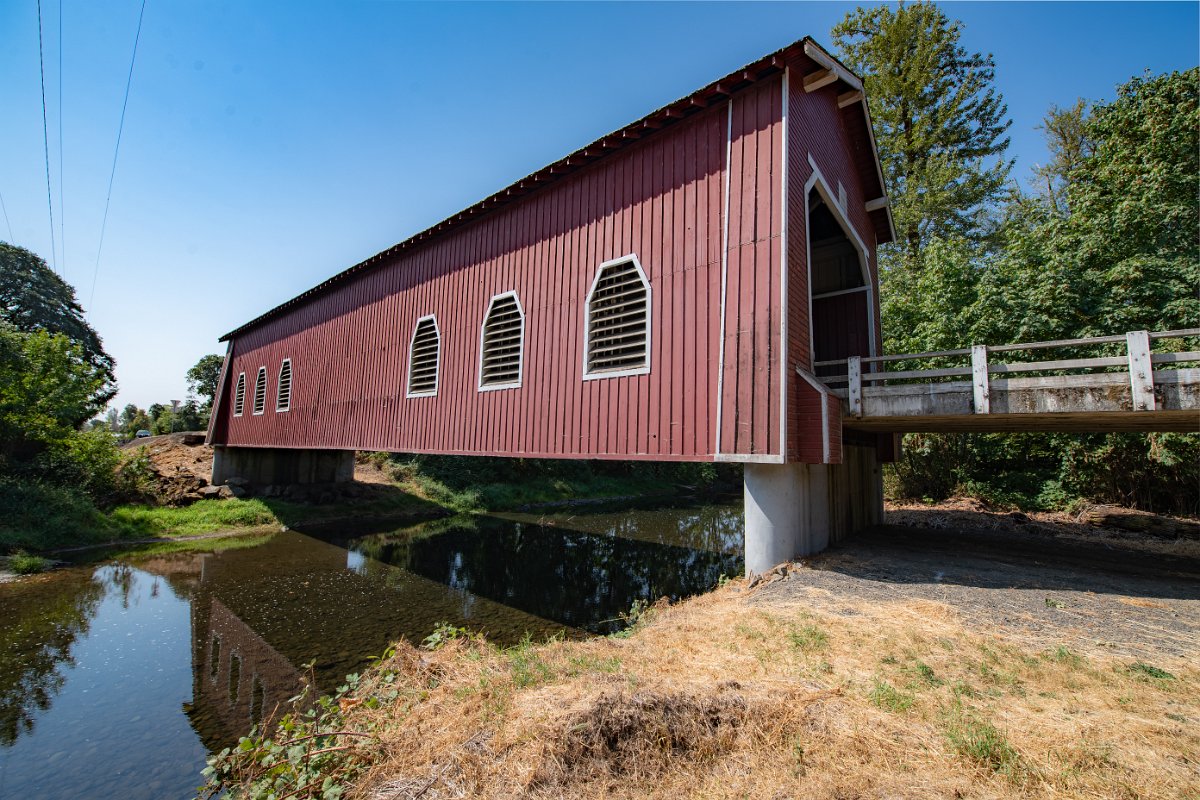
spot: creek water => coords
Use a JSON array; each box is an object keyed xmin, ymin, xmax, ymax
[{"xmin": 0, "ymin": 500, "xmax": 742, "ymax": 799}]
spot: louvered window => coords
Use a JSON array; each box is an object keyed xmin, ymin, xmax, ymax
[
  {"xmin": 584, "ymin": 256, "xmax": 651, "ymax": 377},
  {"xmin": 407, "ymin": 316, "xmax": 440, "ymax": 396},
  {"xmin": 276, "ymin": 359, "xmax": 292, "ymax": 412},
  {"xmin": 233, "ymin": 373, "xmax": 246, "ymax": 417},
  {"xmin": 479, "ymin": 293, "xmax": 524, "ymax": 390},
  {"xmin": 252, "ymin": 367, "xmax": 267, "ymax": 415}
]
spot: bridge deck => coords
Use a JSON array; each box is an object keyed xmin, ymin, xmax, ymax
[{"xmin": 816, "ymin": 329, "xmax": 1199, "ymax": 434}]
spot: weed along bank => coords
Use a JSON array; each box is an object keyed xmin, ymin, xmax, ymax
[{"xmin": 208, "ymin": 37, "xmax": 898, "ymax": 572}]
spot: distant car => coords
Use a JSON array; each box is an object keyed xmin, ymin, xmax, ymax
[{"xmin": 135, "ymin": 429, "xmax": 152, "ymax": 438}]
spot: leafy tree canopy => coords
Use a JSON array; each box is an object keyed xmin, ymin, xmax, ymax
[
  {"xmin": 187, "ymin": 353, "xmax": 225, "ymax": 410},
  {"xmin": 833, "ymin": 2, "xmax": 1013, "ymax": 261},
  {"xmin": 0, "ymin": 243, "xmax": 116, "ymax": 417},
  {"xmin": 0, "ymin": 323, "xmax": 109, "ymax": 464}
]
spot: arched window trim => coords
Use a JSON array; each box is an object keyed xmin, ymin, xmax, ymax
[
  {"xmin": 232, "ymin": 373, "xmax": 246, "ymax": 417},
  {"xmin": 582, "ymin": 253, "xmax": 652, "ymax": 380},
  {"xmin": 406, "ymin": 314, "xmax": 441, "ymax": 398},
  {"xmin": 252, "ymin": 366, "xmax": 267, "ymax": 415},
  {"xmin": 276, "ymin": 358, "xmax": 293, "ymax": 412},
  {"xmin": 477, "ymin": 291, "xmax": 525, "ymax": 392}
]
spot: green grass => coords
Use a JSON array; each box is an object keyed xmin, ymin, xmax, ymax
[
  {"xmin": 868, "ymin": 679, "xmax": 915, "ymax": 712},
  {"xmin": 373, "ymin": 452, "xmax": 734, "ymax": 513},
  {"xmin": 1127, "ymin": 661, "xmax": 1175, "ymax": 681},
  {"xmin": 788, "ymin": 624, "xmax": 830, "ymax": 652},
  {"xmin": 943, "ymin": 707, "xmax": 1027, "ymax": 782},
  {"xmin": 108, "ymin": 498, "xmax": 281, "ymax": 536}
]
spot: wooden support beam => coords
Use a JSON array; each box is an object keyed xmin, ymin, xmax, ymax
[
  {"xmin": 837, "ymin": 90, "xmax": 864, "ymax": 108},
  {"xmin": 972, "ymin": 345, "xmax": 990, "ymax": 414},
  {"xmin": 865, "ymin": 197, "xmax": 888, "ymax": 212},
  {"xmin": 848, "ymin": 356, "xmax": 863, "ymax": 418},
  {"xmin": 1126, "ymin": 330, "xmax": 1156, "ymax": 411},
  {"xmin": 803, "ymin": 41, "xmax": 863, "ymax": 91},
  {"xmin": 803, "ymin": 68, "xmax": 838, "ymax": 93}
]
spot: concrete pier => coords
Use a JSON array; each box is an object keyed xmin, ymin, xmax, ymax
[
  {"xmin": 743, "ymin": 444, "xmax": 883, "ymax": 575},
  {"xmin": 211, "ymin": 446, "xmax": 354, "ymax": 487}
]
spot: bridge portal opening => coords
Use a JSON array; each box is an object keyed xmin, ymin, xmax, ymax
[{"xmin": 808, "ymin": 187, "xmax": 873, "ymax": 375}]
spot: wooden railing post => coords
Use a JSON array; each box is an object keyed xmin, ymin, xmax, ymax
[
  {"xmin": 847, "ymin": 356, "xmax": 862, "ymax": 418},
  {"xmin": 1126, "ymin": 330, "xmax": 1156, "ymax": 411},
  {"xmin": 971, "ymin": 345, "xmax": 990, "ymax": 414}
]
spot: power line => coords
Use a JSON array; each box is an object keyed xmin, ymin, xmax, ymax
[
  {"xmin": 57, "ymin": 0, "xmax": 66, "ymax": 278},
  {"xmin": 0, "ymin": 188, "xmax": 14, "ymax": 242},
  {"xmin": 89, "ymin": 0, "xmax": 147, "ymax": 313},
  {"xmin": 36, "ymin": 0, "xmax": 58, "ymax": 273}
]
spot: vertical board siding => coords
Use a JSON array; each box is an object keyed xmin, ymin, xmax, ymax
[
  {"xmin": 785, "ymin": 57, "xmax": 881, "ymax": 463},
  {"xmin": 214, "ymin": 91, "xmax": 787, "ymax": 461},
  {"xmin": 717, "ymin": 79, "xmax": 785, "ymax": 457}
]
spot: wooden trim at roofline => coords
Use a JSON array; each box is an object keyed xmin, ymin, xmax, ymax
[
  {"xmin": 219, "ymin": 37, "xmax": 877, "ymax": 342},
  {"xmin": 204, "ymin": 340, "xmax": 234, "ymax": 445}
]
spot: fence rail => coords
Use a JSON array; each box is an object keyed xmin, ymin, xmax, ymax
[{"xmin": 814, "ymin": 328, "xmax": 1200, "ymax": 419}]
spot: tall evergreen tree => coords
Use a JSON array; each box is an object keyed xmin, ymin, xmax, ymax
[
  {"xmin": 833, "ymin": 3, "xmax": 1013, "ymax": 262},
  {"xmin": 1032, "ymin": 99, "xmax": 1093, "ymax": 214}
]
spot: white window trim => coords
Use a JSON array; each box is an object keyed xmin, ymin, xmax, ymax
[
  {"xmin": 477, "ymin": 291, "xmax": 525, "ymax": 392},
  {"xmin": 276, "ymin": 358, "xmax": 292, "ymax": 412},
  {"xmin": 406, "ymin": 314, "xmax": 441, "ymax": 398},
  {"xmin": 252, "ymin": 366, "xmax": 267, "ymax": 415},
  {"xmin": 805, "ymin": 156, "xmax": 878, "ymax": 361},
  {"xmin": 582, "ymin": 253, "xmax": 652, "ymax": 381},
  {"xmin": 233, "ymin": 372, "xmax": 246, "ymax": 417}
]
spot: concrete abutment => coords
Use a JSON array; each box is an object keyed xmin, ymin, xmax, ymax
[
  {"xmin": 743, "ymin": 444, "xmax": 883, "ymax": 575},
  {"xmin": 211, "ymin": 446, "xmax": 354, "ymax": 488}
]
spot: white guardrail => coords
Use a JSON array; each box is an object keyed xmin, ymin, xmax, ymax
[{"xmin": 814, "ymin": 328, "xmax": 1200, "ymax": 419}]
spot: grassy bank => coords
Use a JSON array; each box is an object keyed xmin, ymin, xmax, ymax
[
  {"xmin": 0, "ymin": 481, "xmax": 433, "ymax": 554},
  {"xmin": 365, "ymin": 452, "xmax": 739, "ymax": 513},
  {"xmin": 1, "ymin": 454, "xmax": 735, "ymax": 554},
  {"xmin": 202, "ymin": 581, "xmax": 1197, "ymax": 799}
]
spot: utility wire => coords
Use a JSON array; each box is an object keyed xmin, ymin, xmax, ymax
[
  {"xmin": 36, "ymin": 0, "xmax": 59, "ymax": 273},
  {"xmin": 89, "ymin": 0, "xmax": 147, "ymax": 313},
  {"xmin": 57, "ymin": 0, "xmax": 66, "ymax": 278},
  {"xmin": 0, "ymin": 188, "xmax": 14, "ymax": 242}
]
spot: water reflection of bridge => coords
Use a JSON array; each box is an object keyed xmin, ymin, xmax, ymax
[
  {"xmin": 128, "ymin": 507, "xmax": 743, "ymax": 749},
  {"xmin": 152, "ymin": 526, "xmax": 576, "ymax": 750}
]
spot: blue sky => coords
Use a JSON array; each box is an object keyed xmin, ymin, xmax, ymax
[{"xmin": 1, "ymin": 1, "xmax": 1196, "ymax": 411}]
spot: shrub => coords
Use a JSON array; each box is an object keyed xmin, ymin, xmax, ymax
[
  {"xmin": 7, "ymin": 549, "xmax": 51, "ymax": 574},
  {"xmin": 0, "ymin": 478, "xmax": 115, "ymax": 551}
]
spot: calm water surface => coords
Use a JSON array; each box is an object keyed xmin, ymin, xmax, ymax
[{"xmin": 0, "ymin": 501, "xmax": 742, "ymax": 799}]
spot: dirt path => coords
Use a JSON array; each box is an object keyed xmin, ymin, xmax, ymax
[{"xmin": 752, "ymin": 520, "xmax": 1200, "ymax": 661}]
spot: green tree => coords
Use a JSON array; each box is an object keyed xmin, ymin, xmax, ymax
[
  {"xmin": 0, "ymin": 323, "xmax": 108, "ymax": 464},
  {"xmin": 177, "ymin": 399, "xmax": 205, "ymax": 432},
  {"xmin": 186, "ymin": 354, "xmax": 225, "ymax": 411},
  {"xmin": 119, "ymin": 403, "xmax": 152, "ymax": 438},
  {"xmin": 833, "ymin": 2, "xmax": 1013, "ymax": 262},
  {"xmin": 1032, "ymin": 99, "xmax": 1093, "ymax": 214},
  {"xmin": 0, "ymin": 243, "xmax": 116, "ymax": 419}
]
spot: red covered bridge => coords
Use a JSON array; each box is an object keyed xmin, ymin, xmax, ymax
[{"xmin": 207, "ymin": 37, "xmax": 896, "ymax": 571}]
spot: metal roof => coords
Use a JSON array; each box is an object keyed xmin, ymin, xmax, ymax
[{"xmin": 220, "ymin": 36, "xmax": 891, "ymax": 341}]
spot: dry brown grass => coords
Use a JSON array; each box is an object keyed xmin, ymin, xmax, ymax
[{"xmin": 344, "ymin": 585, "xmax": 1198, "ymax": 800}]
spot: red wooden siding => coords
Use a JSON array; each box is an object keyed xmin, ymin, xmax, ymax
[
  {"xmin": 717, "ymin": 80, "xmax": 785, "ymax": 457},
  {"xmin": 214, "ymin": 85, "xmax": 783, "ymax": 462},
  {"xmin": 212, "ymin": 43, "xmax": 887, "ymax": 466}
]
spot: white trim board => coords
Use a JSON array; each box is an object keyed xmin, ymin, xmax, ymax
[{"xmin": 804, "ymin": 155, "xmax": 878, "ymax": 361}]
